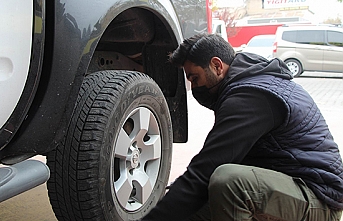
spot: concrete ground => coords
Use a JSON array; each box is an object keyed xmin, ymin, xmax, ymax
[{"xmin": 0, "ymin": 73, "xmax": 342, "ymax": 220}]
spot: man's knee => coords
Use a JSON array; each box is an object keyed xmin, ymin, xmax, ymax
[
  {"xmin": 209, "ymin": 164, "xmax": 256, "ymax": 193},
  {"xmin": 210, "ymin": 164, "xmax": 242, "ymax": 184}
]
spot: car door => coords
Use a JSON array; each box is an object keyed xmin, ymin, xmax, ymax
[
  {"xmin": 295, "ymin": 30, "xmax": 325, "ymax": 71},
  {"xmin": 0, "ymin": 0, "xmax": 33, "ymax": 129},
  {"xmin": 323, "ymin": 30, "xmax": 343, "ymax": 72}
]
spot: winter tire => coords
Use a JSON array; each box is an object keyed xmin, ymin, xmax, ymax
[{"xmin": 47, "ymin": 70, "xmax": 173, "ymax": 221}]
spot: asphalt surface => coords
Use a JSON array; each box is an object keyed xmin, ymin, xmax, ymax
[{"xmin": 0, "ymin": 73, "xmax": 342, "ymax": 221}]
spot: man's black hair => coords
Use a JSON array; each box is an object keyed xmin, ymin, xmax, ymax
[{"xmin": 169, "ymin": 33, "xmax": 236, "ymax": 68}]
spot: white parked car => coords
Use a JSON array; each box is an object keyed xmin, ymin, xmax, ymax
[{"xmin": 241, "ymin": 34, "xmax": 276, "ymax": 60}]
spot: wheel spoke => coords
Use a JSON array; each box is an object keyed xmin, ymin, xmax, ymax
[
  {"xmin": 115, "ymin": 128, "xmax": 131, "ymax": 158},
  {"xmin": 132, "ymin": 169, "xmax": 153, "ymax": 204},
  {"xmin": 140, "ymin": 135, "xmax": 161, "ymax": 163},
  {"xmin": 136, "ymin": 108, "xmax": 151, "ymax": 131},
  {"xmin": 114, "ymin": 173, "xmax": 133, "ymax": 208},
  {"xmin": 130, "ymin": 108, "xmax": 151, "ymax": 142}
]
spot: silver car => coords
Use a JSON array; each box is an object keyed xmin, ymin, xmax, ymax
[{"xmin": 273, "ymin": 25, "xmax": 343, "ymax": 77}]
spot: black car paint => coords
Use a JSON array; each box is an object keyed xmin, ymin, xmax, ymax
[{"xmin": 0, "ymin": 0, "xmax": 206, "ymax": 162}]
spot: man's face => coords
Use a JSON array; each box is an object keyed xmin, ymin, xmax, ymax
[{"xmin": 183, "ymin": 60, "xmax": 219, "ymax": 90}]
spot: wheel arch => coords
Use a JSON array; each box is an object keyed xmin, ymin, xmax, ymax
[
  {"xmin": 281, "ymin": 51, "xmax": 305, "ymax": 71},
  {"xmin": 85, "ymin": 6, "xmax": 189, "ymax": 143}
]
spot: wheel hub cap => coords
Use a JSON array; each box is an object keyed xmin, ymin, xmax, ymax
[{"xmin": 131, "ymin": 150, "xmax": 140, "ymax": 168}]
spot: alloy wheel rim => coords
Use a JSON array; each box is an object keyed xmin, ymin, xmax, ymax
[{"xmin": 111, "ymin": 107, "xmax": 161, "ymax": 211}]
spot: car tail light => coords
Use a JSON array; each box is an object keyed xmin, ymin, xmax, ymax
[{"xmin": 273, "ymin": 41, "xmax": 277, "ymax": 53}]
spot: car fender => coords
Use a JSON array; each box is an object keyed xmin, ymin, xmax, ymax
[{"xmin": 2, "ymin": 0, "xmax": 204, "ymax": 160}]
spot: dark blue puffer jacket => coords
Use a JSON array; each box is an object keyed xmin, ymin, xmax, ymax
[{"xmin": 221, "ymin": 53, "xmax": 343, "ymax": 210}]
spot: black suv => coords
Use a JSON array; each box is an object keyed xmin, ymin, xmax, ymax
[{"xmin": 0, "ymin": 1, "xmax": 207, "ymax": 220}]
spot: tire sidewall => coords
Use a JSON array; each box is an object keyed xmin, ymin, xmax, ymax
[{"xmin": 99, "ymin": 76, "xmax": 172, "ymax": 220}]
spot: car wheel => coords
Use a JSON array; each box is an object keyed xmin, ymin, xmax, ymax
[
  {"xmin": 47, "ymin": 70, "xmax": 173, "ymax": 221},
  {"xmin": 285, "ymin": 59, "xmax": 303, "ymax": 77}
]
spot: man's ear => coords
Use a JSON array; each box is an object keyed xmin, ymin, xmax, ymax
[{"xmin": 210, "ymin": 57, "xmax": 223, "ymax": 75}]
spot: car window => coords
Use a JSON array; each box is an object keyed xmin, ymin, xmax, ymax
[
  {"xmin": 282, "ymin": 30, "xmax": 325, "ymax": 45},
  {"xmin": 247, "ymin": 38, "xmax": 274, "ymax": 47},
  {"xmin": 296, "ymin": 30, "xmax": 325, "ymax": 45},
  {"xmin": 215, "ymin": 25, "xmax": 222, "ymax": 34},
  {"xmin": 327, "ymin": 31, "xmax": 343, "ymax": 47},
  {"xmin": 282, "ymin": 30, "xmax": 297, "ymax": 42}
]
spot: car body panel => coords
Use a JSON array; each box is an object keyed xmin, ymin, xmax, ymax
[
  {"xmin": 0, "ymin": 0, "xmax": 33, "ymax": 130},
  {"xmin": 295, "ymin": 43, "xmax": 324, "ymax": 71},
  {"xmin": 0, "ymin": 0, "xmax": 45, "ymax": 152},
  {"xmin": 323, "ymin": 30, "xmax": 343, "ymax": 72}
]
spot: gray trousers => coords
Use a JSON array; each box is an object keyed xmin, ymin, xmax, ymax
[{"xmin": 187, "ymin": 164, "xmax": 342, "ymax": 221}]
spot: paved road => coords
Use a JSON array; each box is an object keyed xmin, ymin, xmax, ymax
[{"xmin": 0, "ymin": 74, "xmax": 342, "ymax": 221}]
